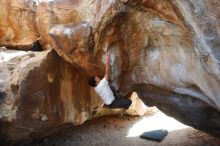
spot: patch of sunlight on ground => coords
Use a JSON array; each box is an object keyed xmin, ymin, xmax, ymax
[{"xmin": 127, "ymin": 111, "xmax": 189, "ymax": 137}]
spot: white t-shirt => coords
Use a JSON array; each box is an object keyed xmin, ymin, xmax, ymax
[{"xmin": 95, "ymin": 78, "xmax": 115, "ymax": 105}]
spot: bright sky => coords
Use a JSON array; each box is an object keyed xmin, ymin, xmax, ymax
[{"xmin": 0, "ymin": 50, "xmax": 27, "ymax": 62}]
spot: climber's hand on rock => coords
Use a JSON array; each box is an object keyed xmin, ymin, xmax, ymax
[{"xmin": 106, "ymin": 53, "xmax": 110, "ymax": 65}]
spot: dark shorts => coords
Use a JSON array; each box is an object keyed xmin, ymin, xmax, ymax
[
  {"xmin": 105, "ymin": 85, "xmax": 132, "ymax": 109},
  {"xmin": 106, "ymin": 98, "xmax": 132, "ymax": 109}
]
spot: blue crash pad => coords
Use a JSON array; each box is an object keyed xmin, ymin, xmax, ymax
[{"xmin": 140, "ymin": 129, "xmax": 168, "ymax": 142}]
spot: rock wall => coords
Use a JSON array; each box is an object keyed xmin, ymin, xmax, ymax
[
  {"xmin": 0, "ymin": 48, "xmax": 145, "ymax": 145},
  {"xmin": 0, "ymin": 0, "xmax": 220, "ymax": 144},
  {"xmin": 0, "ymin": 0, "xmax": 39, "ymax": 49}
]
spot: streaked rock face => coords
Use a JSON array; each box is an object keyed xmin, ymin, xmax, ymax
[
  {"xmin": 0, "ymin": 0, "xmax": 220, "ymax": 144},
  {"xmin": 0, "ymin": 0, "xmax": 39, "ymax": 49},
  {"xmin": 0, "ymin": 49, "xmax": 145, "ymax": 145}
]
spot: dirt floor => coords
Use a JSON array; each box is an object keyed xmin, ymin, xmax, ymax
[{"xmin": 21, "ymin": 109, "xmax": 220, "ymax": 146}]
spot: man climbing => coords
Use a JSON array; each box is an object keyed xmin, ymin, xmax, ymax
[{"xmin": 88, "ymin": 53, "xmax": 132, "ymax": 110}]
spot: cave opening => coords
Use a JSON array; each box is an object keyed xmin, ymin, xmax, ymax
[{"xmin": 126, "ymin": 107, "xmax": 189, "ymax": 138}]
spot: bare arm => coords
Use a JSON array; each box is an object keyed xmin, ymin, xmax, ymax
[{"xmin": 104, "ymin": 53, "xmax": 110, "ymax": 81}]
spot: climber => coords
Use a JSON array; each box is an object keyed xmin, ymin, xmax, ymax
[{"xmin": 88, "ymin": 53, "xmax": 132, "ymax": 110}]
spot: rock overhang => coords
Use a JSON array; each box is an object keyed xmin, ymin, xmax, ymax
[{"xmin": 1, "ymin": 0, "xmax": 220, "ymax": 144}]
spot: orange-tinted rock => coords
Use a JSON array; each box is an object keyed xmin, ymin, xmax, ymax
[
  {"xmin": 49, "ymin": 22, "xmax": 94, "ymax": 72},
  {"xmin": 1, "ymin": 0, "xmax": 220, "ymax": 144},
  {"xmin": 0, "ymin": 49, "xmax": 145, "ymax": 145},
  {"xmin": 0, "ymin": 0, "xmax": 39, "ymax": 50}
]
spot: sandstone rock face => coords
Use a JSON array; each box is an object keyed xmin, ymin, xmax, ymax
[
  {"xmin": 0, "ymin": 48, "xmax": 145, "ymax": 145},
  {"xmin": 0, "ymin": 0, "xmax": 39, "ymax": 49},
  {"xmin": 1, "ymin": 0, "xmax": 220, "ymax": 144}
]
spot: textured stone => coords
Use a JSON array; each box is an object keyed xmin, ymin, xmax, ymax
[
  {"xmin": 1, "ymin": 0, "xmax": 220, "ymax": 144},
  {"xmin": 0, "ymin": 49, "xmax": 145, "ymax": 145},
  {"xmin": 0, "ymin": 0, "xmax": 39, "ymax": 49}
]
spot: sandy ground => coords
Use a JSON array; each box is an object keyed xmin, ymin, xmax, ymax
[{"xmin": 21, "ymin": 110, "xmax": 220, "ymax": 146}]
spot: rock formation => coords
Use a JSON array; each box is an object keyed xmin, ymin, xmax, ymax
[
  {"xmin": 0, "ymin": 48, "xmax": 145, "ymax": 145},
  {"xmin": 0, "ymin": 0, "xmax": 220, "ymax": 144},
  {"xmin": 0, "ymin": 0, "xmax": 39, "ymax": 50}
]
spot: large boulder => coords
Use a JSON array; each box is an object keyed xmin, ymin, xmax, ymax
[
  {"xmin": 0, "ymin": 0, "xmax": 220, "ymax": 144},
  {"xmin": 0, "ymin": 48, "xmax": 145, "ymax": 145},
  {"xmin": 35, "ymin": 0, "xmax": 220, "ymax": 136}
]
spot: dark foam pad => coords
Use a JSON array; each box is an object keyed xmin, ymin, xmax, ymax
[{"xmin": 140, "ymin": 129, "xmax": 168, "ymax": 142}]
